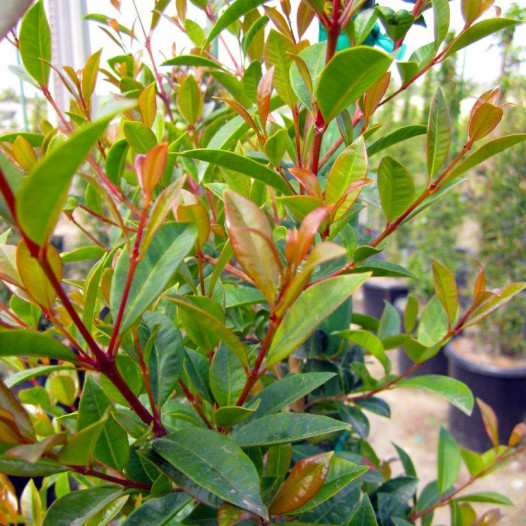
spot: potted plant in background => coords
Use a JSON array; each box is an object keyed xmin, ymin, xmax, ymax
[
  {"xmin": 0, "ymin": 0, "xmax": 525, "ymax": 524},
  {"xmin": 446, "ymin": 2, "xmax": 526, "ymax": 452}
]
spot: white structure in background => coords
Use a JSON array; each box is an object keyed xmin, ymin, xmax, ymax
[{"xmin": 47, "ymin": 0, "xmax": 91, "ymax": 112}]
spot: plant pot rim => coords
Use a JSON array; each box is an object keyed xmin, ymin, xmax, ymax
[{"xmin": 444, "ymin": 342, "xmax": 526, "ymax": 378}]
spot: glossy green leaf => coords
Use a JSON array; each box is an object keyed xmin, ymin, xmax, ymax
[
  {"xmin": 58, "ymin": 417, "xmax": 106, "ymax": 466},
  {"xmin": 163, "ymin": 55, "xmax": 223, "ymax": 69},
  {"xmin": 290, "ymin": 42, "xmax": 326, "ymax": 110},
  {"xmin": 347, "ymin": 494, "xmax": 378, "ymax": 526},
  {"xmin": 416, "ymin": 296, "xmax": 448, "ymax": 347},
  {"xmin": 290, "ymin": 456, "xmax": 368, "ymax": 515},
  {"xmin": 265, "ymin": 30, "xmax": 297, "ymax": 107},
  {"xmin": 143, "ymin": 312, "xmax": 184, "ymax": 407},
  {"xmin": 110, "ymin": 222, "xmax": 197, "ymax": 333},
  {"xmin": 213, "ymin": 405, "xmax": 258, "ymax": 427},
  {"xmin": 179, "ymin": 149, "xmax": 291, "ymax": 194},
  {"xmin": 0, "ymin": 457, "xmax": 66, "ymax": 476},
  {"xmin": 16, "ymin": 116, "xmax": 112, "ymax": 246},
  {"xmin": 61, "ymin": 245, "xmax": 106, "ymax": 263},
  {"xmin": 123, "ymin": 493, "xmax": 191, "ymax": 525},
  {"xmin": 378, "ymin": 156, "xmax": 415, "ymax": 223},
  {"xmin": 455, "ymin": 492, "xmax": 513, "ymax": 505},
  {"xmin": 442, "ymin": 134, "xmax": 526, "ymax": 185},
  {"xmin": 19, "ymin": 0, "xmax": 51, "ymax": 87},
  {"xmin": 267, "ymin": 274, "xmax": 370, "ymax": 367},
  {"xmin": 427, "ymin": 89, "xmax": 451, "ymax": 179},
  {"xmin": 270, "ymin": 452, "xmax": 333, "ymax": 515},
  {"xmin": 337, "ymin": 330, "xmax": 387, "ymax": 370},
  {"xmin": 437, "ymin": 426, "xmax": 461, "ymax": 494},
  {"xmin": 177, "ymin": 75, "xmax": 203, "ymax": 125},
  {"xmin": 432, "ymin": 259, "xmax": 458, "ymax": 326},
  {"xmin": 77, "ymin": 375, "xmax": 129, "ymax": 470},
  {"xmin": 398, "ymin": 375, "xmax": 474, "ymax": 415},
  {"xmin": 123, "ymin": 121, "xmax": 157, "ymax": 154},
  {"xmin": 444, "ymin": 18, "xmax": 520, "ymax": 58},
  {"xmin": 433, "ymin": 0, "xmax": 450, "ymax": 49},
  {"xmin": 42, "ymin": 487, "xmax": 124, "ymax": 526},
  {"xmin": 0, "ymin": 330, "xmax": 77, "ymax": 362},
  {"xmin": 317, "ymin": 47, "xmax": 392, "ymax": 122},
  {"xmin": 232, "ymin": 413, "xmax": 349, "ymax": 447},
  {"xmin": 21, "ymin": 478, "xmax": 43, "ymax": 526},
  {"xmin": 325, "ymin": 136, "xmax": 368, "ymax": 209},
  {"xmin": 106, "ymin": 139, "xmax": 129, "ymax": 185},
  {"xmin": 169, "ymin": 295, "xmax": 248, "ymax": 365},
  {"xmin": 4, "ymin": 365, "xmax": 74, "ymax": 388},
  {"xmin": 224, "ymin": 190, "xmax": 280, "ymax": 306},
  {"xmin": 206, "ymin": 0, "xmax": 268, "ymax": 44},
  {"xmin": 153, "ymin": 428, "xmax": 267, "ymax": 518},
  {"xmin": 249, "ymin": 372, "xmax": 336, "ymax": 421},
  {"xmin": 210, "ymin": 345, "xmax": 246, "ymax": 406},
  {"xmin": 367, "ymin": 125, "xmax": 427, "ymax": 157}
]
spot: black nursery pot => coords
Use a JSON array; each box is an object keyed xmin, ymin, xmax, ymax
[
  {"xmin": 446, "ymin": 344, "xmax": 526, "ymax": 452},
  {"xmin": 362, "ymin": 279, "xmax": 409, "ymax": 319},
  {"xmin": 397, "ymin": 347, "xmax": 448, "ymax": 377}
]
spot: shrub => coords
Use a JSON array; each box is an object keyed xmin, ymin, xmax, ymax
[{"xmin": 0, "ymin": 1, "xmax": 525, "ymax": 524}]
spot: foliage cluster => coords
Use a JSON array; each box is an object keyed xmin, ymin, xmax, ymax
[{"xmin": 0, "ymin": 0, "xmax": 525, "ymax": 525}]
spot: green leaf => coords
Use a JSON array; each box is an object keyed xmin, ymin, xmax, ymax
[
  {"xmin": 378, "ymin": 303, "xmax": 401, "ymax": 339},
  {"xmin": 213, "ymin": 405, "xmax": 258, "ymax": 427},
  {"xmin": 163, "ymin": 55, "xmax": 223, "ymax": 69},
  {"xmin": 77, "ymin": 375, "xmax": 129, "ymax": 470},
  {"xmin": 19, "ymin": 0, "xmax": 51, "ymax": 87},
  {"xmin": 177, "ymin": 75, "xmax": 203, "ymax": 125},
  {"xmin": 110, "ymin": 222, "xmax": 197, "ymax": 333},
  {"xmin": 249, "ymin": 372, "xmax": 336, "ymax": 420},
  {"xmin": 432, "ymin": 259, "xmax": 458, "ymax": 326},
  {"xmin": 182, "ymin": 348, "xmax": 213, "ymax": 403},
  {"xmin": 378, "ymin": 156, "xmax": 415, "ymax": 223},
  {"xmin": 354, "ymin": 260, "xmax": 416, "ymax": 279},
  {"xmin": 427, "ymin": 89, "xmax": 451, "ymax": 179},
  {"xmin": 232, "ymin": 413, "xmax": 349, "ymax": 447},
  {"xmin": 106, "ymin": 139, "xmax": 129, "ymax": 185},
  {"xmin": 290, "ymin": 456, "xmax": 368, "ymax": 515},
  {"xmin": 367, "ymin": 125, "xmax": 427, "ymax": 157},
  {"xmin": 168, "ymin": 295, "xmax": 248, "ymax": 365},
  {"xmin": 210, "ymin": 345, "xmax": 246, "ymax": 406},
  {"xmin": 433, "ymin": 0, "xmax": 450, "ymax": 49},
  {"xmin": 347, "ymin": 494, "xmax": 378, "ymax": 526},
  {"xmin": 264, "ymin": 30, "xmax": 297, "ymax": 107},
  {"xmin": 122, "ymin": 493, "xmax": 192, "ymax": 525},
  {"xmin": 4, "ymin": 365, "xmax": 73, "ymax": 388},
  {"xmin": 404, "ymin": 295, "xmax": 419, "ymax": 334},
  {"xmin": 153, "ymin": 429, "xmax": 267, "ymax": 518},
  {"xmin": 206, "ymin": 0, "xmax": 268, "ymax": 44},
  {"xmin": 224, "ymin": 190, "xmax": 280, "ymax": 306},
  {"xmin": 325, "ymin": 136, "xmax": 368, "ymax": 207},
  {"xmin": 266, "ymin": 274, "xmax": 370, "ymax": 367},
  {"xmin": 444, "ymin": 18, "xmax": 520, "ymax": 58},
  {"xmin": 21, "ymin": 478, "xmax": 43, "ymax": 526},
  {"xmin": 398, "ymin": 375, "xmax": 474, "ymax": 415},
  {"xmin": 416, "ymin": 296, "xmax": 448, "ymax": 347},
  {"xmin": 0, "ymin": 330, "xmax": 78, "ymax": 362},
  {"xmin": 290, "ymin": 42, "xmax": 327, "ymax": 110},
  {"xmin": 16, "ymin": 116, "xmax": 112, "ymax": 246},
  {"xmin": 437, "ymin": 426, "xmax": 461, "ymax": 494},
  {"xmin": 337, "ymin": 330, "xmax": 387, "ymax": 371},
  {"xmin": 42, "ymin": 487, "xmax": 124, "ymax": 526},
  {"xmin": 178, "ymin": 149, "xmax": 291, "ymax": 194},
  {"xmin": 143, "ymin": 312, "xmax": 184, "ymax": 407},
  {"xmin": 455, "ymin": 492, "xmax": 513, "ymax": 506},
  {"xmin": 442, "ymin": 134, "xmax": 526, "ymax": 185},
  {"xmin": 0, "ymin": 457, "xmax": 66, "ymax": 476},
  {"xmin": 316, "ymin": 47, "xmax": 392, "ymax": 122},
  {"xmin": 123, "ymin": 121, "xmax": 157, "ymax": 154},
  {"xmin": 61, "ymin": 245, "xmax": 106, "ymax": 263},
  {"xmin": 58, "ymin": 418, "xmax": 106, "ymax": 466}
]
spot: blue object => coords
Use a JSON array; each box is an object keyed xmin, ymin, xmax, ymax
[{"xmin": 319, "ymin": 22, "xmax": 406, "ymax": 59}]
